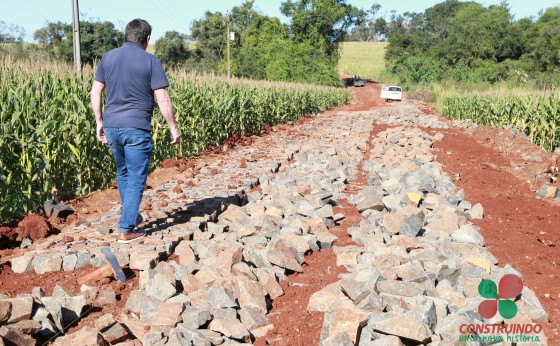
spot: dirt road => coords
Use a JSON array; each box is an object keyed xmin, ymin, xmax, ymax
[{"xmin": 0, "ymin": 82, "xmax": 558, "ymax": 344}]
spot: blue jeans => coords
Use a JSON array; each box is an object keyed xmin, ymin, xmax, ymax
[{"xmin": 105, "ymin": 128, "xmax": 153, "ymax": 233}]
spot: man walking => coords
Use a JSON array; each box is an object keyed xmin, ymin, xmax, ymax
[{"xmin": 90, "ymin": 19, "xmax": 180, "ymax": 243}]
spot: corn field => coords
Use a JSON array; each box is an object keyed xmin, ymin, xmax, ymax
[
  {"xmin": 0, "ymin": 59, "xmax": 348, "ymax": 222},
  {"xmin": 442, "ymin": 94, "xmax": 560, "ymax": 152}
]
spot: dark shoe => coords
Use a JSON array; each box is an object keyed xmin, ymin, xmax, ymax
[{"xmin": 117, "ymin": 231, "xmax": 146, "ymax": 243}]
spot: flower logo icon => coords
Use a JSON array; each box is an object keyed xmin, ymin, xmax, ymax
[{"xmin": 478, "ymin": 274, "xmax": 523, "ymax": 319}]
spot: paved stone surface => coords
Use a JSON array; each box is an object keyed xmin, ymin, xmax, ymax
[{"xmin": 5, "ymin": 100, "xmax": 548, "ymax": 345}]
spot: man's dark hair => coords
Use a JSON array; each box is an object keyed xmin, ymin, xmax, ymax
[{"xmin": 124, "ymin": 19, "xmax": 152, "ymax": 45}]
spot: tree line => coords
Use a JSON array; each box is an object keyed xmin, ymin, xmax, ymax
[
  {"xmin": 1, "ymin": 0, "xmax": 363, "ymax": 86},
  {"xmin": 382, "ymin": 1, "xmax": 560, "ymax": 88},
  {"xmin": 2, "ymin": 1, "xmax": 560, "ymax": 87}
]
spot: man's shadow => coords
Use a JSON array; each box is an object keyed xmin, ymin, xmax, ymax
[{"xmin": 140, "ymin": 190, "xmax": 248, "ymax": 234}]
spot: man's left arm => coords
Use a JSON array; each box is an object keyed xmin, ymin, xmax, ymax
[
  {"xmin": 90, "ymin": 80, "xmax": 106, "ymax": 144},
  {"xmin": 155, "ymin": 88, "xmax": 181, "ymax": 145}
]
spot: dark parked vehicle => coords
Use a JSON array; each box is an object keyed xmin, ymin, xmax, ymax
[{"xmin": 353, "ymin": 77, "xmax": 366, "ymax": 87}]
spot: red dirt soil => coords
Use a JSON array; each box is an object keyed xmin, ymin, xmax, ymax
[{"xmin": 431, "ymin": 128, "xmax": 560, "ymax": 341}]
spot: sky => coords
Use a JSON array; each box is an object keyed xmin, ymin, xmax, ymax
[{"xmin": 3, "ymin": 0, "xmax": 559, "ymax": 42}]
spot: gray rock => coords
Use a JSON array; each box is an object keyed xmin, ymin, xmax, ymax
[
  {"xmin": 537, "ymin": 184, "xmax": 560, "ymax": 198},
  {"xmin": 370, "ymin": 311, "xmax": 431, "ymax": 343},
  {"xmin": 382, "ymin": 194, "xmax": 404, "ymax": 212},
  {"xmin": 52, "ymin": 326, "xmax": 107, "ymax": 345},
  {"xmin": 32, "ymin": 254, "xmax": 62, "ymax": 274},
  {"xmin": 75, "ymin": 252, "xmax": 93, "ymax": 268},
  {"xmin": 522, "ymin": 153, "xmax": 542, "ymax": 162},
  {"xmin": 340, "ymin": 279, "xmax": 370, "ymax": 305},
  {"xmin": 376, "ymin": 280, "xmax": 426, "ymax": 297},
  {"xmin": 143, "ymin": 331, "xmax": 165, "ymax": 345},
  {"xmin": 267, "ymin": 239, "xmax": 303, "ymax": 272},
  {"xmin": 235, "ymin": 276, "xmax": 267, "ymax": 314},
  {"xmin": 319, "ymin": 308, "xmax": 369, "ymax": 345},
  {"xmin": 253, "ymin": 268, "xmax": 284, "ymax": 299},
  {"xmin": 465, "ymin": 203, "xmax": 484, "ymax": 220},
  {"xmin": 368, "ymin": 335, "xmax": 404, "ymax": 346},
  {"xmin": 0, "ymin": 300, "xmax": 12, "ymax": 324},
  {"xmin": 333, "ymin": 213, "xmax": 345, "ymax": 222},
  {"xmin": 356, "ymin": 194, "xmax": 385, "ymax": 213},
  {"xmin": 316, "ymin": 204, "xmax": 334, "ymax": 218},
  {"xmin": 207, "ymin": 222, "xmax": 225, "ymax": 234},
  {"xmin": 4, "ymin": 320, "xmax": 42, "ymax": 335},
  {"xmin": 181, "ymin": 308, "xmax": 212, "ymax": 329},
  {"xmin": 10, "ymin": 255, "xmax": 34, "ymax": 274},
  {"xmin": 130, "ymin": 250, "xmax": 161, "ymax": 270},
  {"xmin": 316, "ymin": 232, "xmax": 337, "ymax": 249},
  {"xmin": 42, "ymin": 294, "xmax": 86, "ymax": 332},
  {"xmin": 356, "ymin": 293, "xmax": 385, "ymax": 312},
  {"xmin": 308, "ymin": 282, "xmax": 354, "ymax": 313},
  {"xmin": 400, "ymin": 212, "xmax": 425, "ymax": 237},
  {"xmin": 296, "ymin": 199, "xmax": 317, "ymax": 217},
  {"xmin": 208, "ymin": 316, "xmax": 251, "ymax": 342},
  {"xmin": 239, "ymin": 308, "xmax": 268, "ymax": 330},
  {"xmin": 434, "ymin": 314, "xmax": 470, "ymax": 341},
  {"xmin": 520, "ymin": 287, "xmax": 549, "ymax": 322},
  {"xmin": 207, "ymin": 286, "xmax": 238, "ymax": 309},
  {"xmin": 6, "ymin": 296, "xmax": 33, "ymax": 324},
  {"xmin": 451, "ymin": 224, "xmax": 485, "ymax": 246},
  {"xmin": 146, "ymin": 273, "xmax": 177, "ymax": 301},
  {"xmin": 62, "ymin": 253, "xmax": 78, "ymax": 271}
]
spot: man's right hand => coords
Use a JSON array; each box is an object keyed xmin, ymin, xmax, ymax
[{"xmin": 170, "ymin": 126, "xmax": 181, "ymax": 145}]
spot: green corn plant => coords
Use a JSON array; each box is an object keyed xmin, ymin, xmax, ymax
[
  {"xmin": 442, "ymin": 93, "xmax": 560, "ymax": 152},
  {"xmin": 0, "ymin": 59, "xmax": 348, "ymax": 223}
]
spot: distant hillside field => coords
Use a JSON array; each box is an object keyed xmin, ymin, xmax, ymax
[{"xmin": 338, "ymin": 42, "xmax": 388, "ymax": 81}]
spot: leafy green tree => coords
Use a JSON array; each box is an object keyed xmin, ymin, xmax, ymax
[
  {"xmin": 79, "ymin": 21, "xmax": 123, "ymax": 65},
  {"xmin": 234, "ymin": 11, "xmax": 338, "ymax": 84},
  {"xmin": 155, "ymin": 31, "xmax": 190, "ymax": 67},
  {"xmin": 280, "ymin": 0, "xmax": 364, "ymax": 57},
  {"xmin": 184, "ymin": 0, "xmax": 341, "ymax": 84},
  {"xmin": 186, "ymin": 1, "xmax": 263, "ymax": 73},
  {"xmin": 189, "ymin": 11, "xmax": 227, "ymax": 71},
  {"xmin": 523, "ymin": 7, "xmax": 560, "ymax": 71},
  {"xmin": 34, "ymin": 21, "xmax": 122, "ymax": 65},
  {"xmin": 384, "ymin": 11, "xmax": 429, "ymax": 66},
  {"xmin": 33, "ymin": 22, "xmax": 73, "ymax": 61},
  {"xmin": 347, "ymin": 4, "xmax": 386, "ymax": 42},
  {"xmin": 384, "ymin": 1, "xmax": 532, "ymax": 84}
]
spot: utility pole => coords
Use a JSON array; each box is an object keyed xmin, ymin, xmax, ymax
[
  {"xmin": 225, "ymin": 12, "xmax": 231, "ymax": 79},
  {"xmin": 72, "ymin": 0, "xmax": 81, "ymax": 75}
]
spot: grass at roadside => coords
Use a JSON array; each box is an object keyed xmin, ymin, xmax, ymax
[{"xmin": 338, "ymin": 42, "xmax": 390, "ymax": 81}]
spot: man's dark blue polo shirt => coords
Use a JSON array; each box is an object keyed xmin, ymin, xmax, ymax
[{"xmin": 94, "ymin": 42, "xmax": 169, "ymax": 131}]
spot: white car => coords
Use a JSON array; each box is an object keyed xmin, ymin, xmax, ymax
[{"xmin": 381, "ymin": 86, "xmax": 402, "ymax": 102}]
